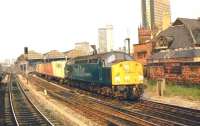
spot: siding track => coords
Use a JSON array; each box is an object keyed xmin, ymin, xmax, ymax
[{"xmin": 9, "ymin": 75, "xmax": 54, "ymax": 126}]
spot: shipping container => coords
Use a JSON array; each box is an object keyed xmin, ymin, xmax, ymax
[
  {"xmin": 52, "ymin": 61, "xmax": 66, "ymax": 78},
  {"xmin": 44, "ymin": 63, "xmax": 53, "ymax": 76}
]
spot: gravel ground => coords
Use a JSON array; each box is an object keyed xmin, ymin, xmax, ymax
[{"xmin": 18, "ymin": 75, "xmax": 99, "ymax": 126}]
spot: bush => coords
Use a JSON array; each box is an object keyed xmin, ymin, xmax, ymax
[
  {"xmin": 165, "ymin": 84, "xmax": 200, "ymax": 100},
  {"xmin": 146, "ymin": 79, "xmax": 200, "ymax": 100}
]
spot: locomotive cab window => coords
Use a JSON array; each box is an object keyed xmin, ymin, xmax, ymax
[
  {"xmin": 114, "ymin": 53, "xmax": 133, "ymax": 61},
  {"xmin": 104, "ymin": 53, "xmax": 133, "ymax": 67},
  {"xmin": 99, "ymin": 59, "xmax": 105, "ymax": 67},
  {"xmin": 75, "ymin": 60, "xmax": 88, "ymax": 64},
  {"xmin": 89, "ymin": 59, "xmax": 98, "ymax": 63}
]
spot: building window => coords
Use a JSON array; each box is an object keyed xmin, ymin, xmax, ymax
[
  {"xmin": 171, "ymin": 66, "xmax": 182, "ymax": 74},
  {"xmin": 155, "ymin": 36, "xmax": 169, "ymax": 49},
  {"xmin": 164, "ymin": 64, "xmax": 182, "ymax": 74},
  {"xmin": 137, "ymin": 51, "xmax": 147, "ymax": 59}
]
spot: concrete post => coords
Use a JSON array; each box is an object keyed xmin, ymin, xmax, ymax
[
  {"xmin": 157, "ymin": 78, "xmax": 166, "ymax": 96},
  {"xmin": 44, "ymin": 89, "xmax": 47, "ymax": 96}
]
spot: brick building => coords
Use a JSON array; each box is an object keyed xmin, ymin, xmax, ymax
[
  {"xmin": 133, "ymin": 41, "xmax": 153, "ymax": 65},
  {"xmin": 138, "ymin": 27, "xmax": 152, "ymax": 44},
  {"xmin": 134, "ymin": 26, "xmax": 158, "ymax": 66},
  {"xmin": 147, "ymin": 18, "xmax": 200, "ymax": 84}
]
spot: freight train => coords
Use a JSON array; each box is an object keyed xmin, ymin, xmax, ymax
[{"xmin": 35, "ymin": 51, "xmax": 144, "ymax": 100}]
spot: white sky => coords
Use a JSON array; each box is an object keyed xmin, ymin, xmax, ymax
[{"xmin": 0, "ymin": 0, "xmax": 200, "ymax": 60}]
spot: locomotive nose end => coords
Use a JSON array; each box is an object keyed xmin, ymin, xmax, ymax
[{"xmin": 111, "ymin": 61, "xmax": 143, "ymax": 85}]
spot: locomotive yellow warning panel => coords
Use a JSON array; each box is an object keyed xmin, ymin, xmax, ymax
[{"xmin": 111, "ymin": 61, "xmax": 143, "ymax": 85}]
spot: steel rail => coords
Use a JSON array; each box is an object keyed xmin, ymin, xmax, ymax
[
  {"xmin": 16, "ymin": 78, "xmax": 55, "ymax": 126},
  {"xmin": 42, "ymin": 77, "xmax": 186, "ymax": 126},
  {"xmin": 89, "ymin": 96, "xmax": 188, "ymax": 126},
  {"xmin": 134, "ymin": 100, "xmax": 200, "ymax": 125},
  {"xmin": 31, "ymin": 76, "xmax": 176, "ymax": 126},
  {"xmin": 31, "ymin": 74, "xmax": 198, "ymax": 126},
  {"xmin": 8, "ymin": 75, "xmax": 19, "ymax": 126},
  {"xmin": 10, "ymin": 74, "xmax": 54, "ymax": 126},
  {"xmin": 142, "ymin": 99, "xmax": 200, "ymax": 115},
  {"xmin": 32, "ymin": 81, "xmax": 128, "ymax": 126},
  {"xmin": 35, "ymin": 83, "xmax": 157, "ymax": 126}
]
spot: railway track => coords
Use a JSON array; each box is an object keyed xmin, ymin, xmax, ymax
[
  {"xmin": 29, "ymin": 75, "xmax": 200, "ymax": 126},
  {"xmin": 9, "ymin": 75, "xmax": 54, "ymax": 126},
  {"xmin": 141, "ymin": 100, "xmax": 200, "ymax": 119},
  {"xmin": 0, "ymin": 74, "xmax": 16, "ymax": 126},
  {"xmin": 30, "ymin": 76, "xmax": 153, "ymax": 125},
  {"xmin": 128, "ymin": 100, "xmax": 200, "ymax": 126}
]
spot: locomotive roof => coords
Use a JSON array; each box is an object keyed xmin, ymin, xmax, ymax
[{"xmin": 72, "ymin": 51, "xmax": 133, "ymax": 61}]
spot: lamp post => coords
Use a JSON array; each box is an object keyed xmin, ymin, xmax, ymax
[
  {"xmin": 25, "ymin": 54, "xmax": 29, "ymax": 85},
  {"xmin": 24, "ymin": 47, "xmax": 28, "ymax": 85}
]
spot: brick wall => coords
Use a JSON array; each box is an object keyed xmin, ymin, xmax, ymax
[
  {"xmin": 148, "ymin": 63, "xmax": 200, "ymax": 84},
  {"xmin": 182, "ymin": 65, "xmax": 200, "ymax": 83},
  {"xmin": 133, "ymin": 42, "xmax": 153, "ymax": 65},
  {"xmin": 149, "ymin": 66, "xmax": 164, "ymax": 79},
  {"xmin": 138, "ymin": 27, "xmax": 152, "ymax": 44}
]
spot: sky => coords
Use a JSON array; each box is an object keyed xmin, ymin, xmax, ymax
[{"xmin": 0, "ymin": 0, "xmax": 200, "ymax": 61}]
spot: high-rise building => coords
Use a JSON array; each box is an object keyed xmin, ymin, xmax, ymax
[
  {"xmin": 141, "ymin": 0, "xmax": 171, "ymax": 30},
  {"xmin": 98, "ymin": 25, "xmax": 113, "ymax": 53}
]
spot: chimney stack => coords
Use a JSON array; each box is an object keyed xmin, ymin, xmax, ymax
[
  {"xmin": 91, "ymin": 45, "xmax": 97, "ymax": 55},
  {"xmin": 24, "ymin": 47, "xmax": 28, "ymax": 54}
]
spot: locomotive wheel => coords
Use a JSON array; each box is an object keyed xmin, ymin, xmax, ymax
[
  {"xmin": 122, "ymin": 92, "xmax": 128, "ymax": 99},
  {"xmin": 130, "ymin": 85, "xmax": 143, "ymax": 100}
]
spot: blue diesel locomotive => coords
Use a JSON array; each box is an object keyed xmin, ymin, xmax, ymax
[{"xmin": 65, "ymin": 51, "xmax": 144, "ymax": 99}]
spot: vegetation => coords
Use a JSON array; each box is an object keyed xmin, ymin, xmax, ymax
[
  {"xmin": 145, "ymin": 79, "xmax": 157, "ymax": 92},
  {"xmin": 164, "ymin": 84, "xmax": 200, "ymax": 100},
  {"xmin": 146, "ymin": 79, "xmax": 200, "ymax": 101}
]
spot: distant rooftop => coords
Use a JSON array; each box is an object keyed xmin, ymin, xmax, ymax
[
  {"xmin": 44, "ymin": 50, "xmax": 65, "ymax": 59},
  {"xmin": 27, "ymin": 50, "xmax": 43, "ymax": 60},
  {"xmin": 17, "ymin": 50, "xmax": 43, "ymax": 61}
]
